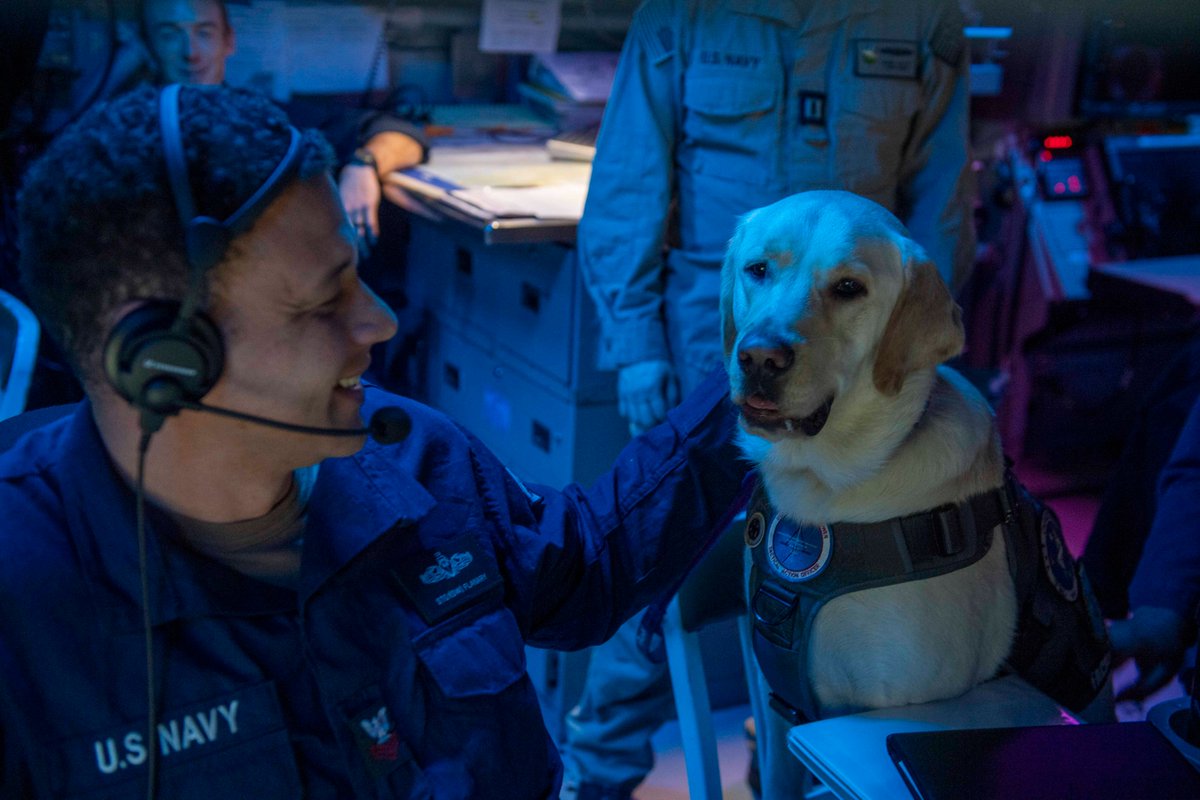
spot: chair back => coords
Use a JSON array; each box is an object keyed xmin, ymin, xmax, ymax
[
  {"xmin": 663, "ymin": 519, "xmax": 767, "ymax": 800},
  {"xmin": 0, "ymin": 289, "xmax": 40, "ymax": 421}
]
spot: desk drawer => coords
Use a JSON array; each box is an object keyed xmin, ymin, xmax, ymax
[
  {"xmin": 407, "ymin": 218, "xmax": 578, "ymax": 389},
  {"xmin": 426, "ymin": 324, "xmax": 628, "ymax": 487}
]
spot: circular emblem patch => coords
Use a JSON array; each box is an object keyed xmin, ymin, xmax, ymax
[
  {"xmin": 766, "ymin": 515, "xmax": 832, "ymax": 582},
  {"xmin": 745, "ymin": 512, "xmax": 766, "ymax": 548},
  {"xmin": 1039, "ymin": 510, "xmax": 1078, "ymax": 602}
]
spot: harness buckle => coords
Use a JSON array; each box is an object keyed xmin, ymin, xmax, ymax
[
  {"xmin": 751, "ymin": 584, "xmax": 800, "ymax": 649},
  {"xmin": 935, "ymin": 506, "xmax": 965, "ymax": 556},
  {"xmin": 753, "ymin": 584, "xmax": 799, "ymax": 627}
]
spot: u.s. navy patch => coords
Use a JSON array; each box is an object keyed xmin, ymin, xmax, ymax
[
  {"xmin": 1039, "ymin": 511, "xmax": 1078, "ymax": 602},
  {"xmin": 854, "ymin": 40, "xmax": 919, "ymax": 80},
  {"xmin": 745, "ymin": 511, "xmax": 767, "ymax": 548},
  {"xmin": 60, "ymin": 683, "xmax": 287, "ymax": 796},
  {"xmin": 766, "ymin": 515, "xmax": 832, "ymax": 582},
  {"xmin": 391, "ymin": 535, "xmax": 502, "ymax": 625}
]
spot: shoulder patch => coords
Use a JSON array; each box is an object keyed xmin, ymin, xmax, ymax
[{"xmin": 929, "ymin": 4, "xmax": 965, "ymax": 67}]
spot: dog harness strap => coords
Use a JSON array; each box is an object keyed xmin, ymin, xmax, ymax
[
  {"xmin": 1000, "ymin": 474, "xmax": 1113, "ymax": 712},
  {"xmin": 747, "ymin": 481, "xmax": 1011, "ymax": 720}
]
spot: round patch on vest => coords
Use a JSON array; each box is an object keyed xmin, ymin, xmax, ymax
[
  {"xmin": 766, "ymin": 515, "xmax": 832, "ymax": 582},
  {"xmin": 1039, "ymin": 510, "xmax": 1078, "ymax": 602},
  {"xmin": 745, "ymin": 511, "xmax": 766, "ymax": 548}
]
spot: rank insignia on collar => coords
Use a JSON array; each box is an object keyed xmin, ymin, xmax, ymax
[{"xmin": 350, "ymin": 705, "xmax": 412, "ymax": 779}]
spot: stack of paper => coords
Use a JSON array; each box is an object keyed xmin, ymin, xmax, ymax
[{"xmin": 386, "ymin": 143, "xmax": 591, "ymax": 222}]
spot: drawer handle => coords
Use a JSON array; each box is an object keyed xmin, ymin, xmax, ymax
[
  {"xmin": 531, "ymin": 420, "xmax": 551, "ymax": 453},
  {"xmin": 520, "ymin": 282, "xmax": 541, "ymax": 314},
  {"xmin": 443, "ymin": 362, "xmax": 460, "ymax": 390}
]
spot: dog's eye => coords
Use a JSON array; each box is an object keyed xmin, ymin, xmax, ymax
[
  {"xmin": 744, "ymin": 261, "xmax": 769, "ymax": 281},
  {"xmin": 831, "ymin": 278, "xmax": 867, "ymax": 299}
]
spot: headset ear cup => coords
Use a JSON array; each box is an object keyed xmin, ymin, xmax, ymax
[{"xmin": 103, "ymin": 302, "xmax": 225, "ymax": 414}]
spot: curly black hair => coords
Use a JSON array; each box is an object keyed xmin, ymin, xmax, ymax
[{"xmin": 17, "ymin": 83, "xmax": 335, "ymax": 382}]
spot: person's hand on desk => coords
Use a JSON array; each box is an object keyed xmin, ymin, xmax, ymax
[
  {"xmin": 339, "ymin": 163, "xmax": 382, "ymax": 252},
  {"xmin": 338, "ymin": 131, "xmax": 424, "ymax": 253},
  {"xmin": 1108, "ymin": 605, "xmax": 1193, "ymax": 701},
  {"xmin": 618, "ymin": 359, "xmax": 679, "ymax": 436}
]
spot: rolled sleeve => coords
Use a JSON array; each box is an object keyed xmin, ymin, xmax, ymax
[{"xmin": 357, "ymin": 111, "xmax": 429, "ymax": 164}]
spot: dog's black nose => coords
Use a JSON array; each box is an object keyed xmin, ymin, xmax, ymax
[{"xmin": 737, "ymin": 334, "xmax": 795, "ymax": 377}]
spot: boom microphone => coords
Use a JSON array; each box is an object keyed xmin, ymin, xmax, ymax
[{"xmin": 179, "ymin": 400, "xmax": 412, "ymax": 445}]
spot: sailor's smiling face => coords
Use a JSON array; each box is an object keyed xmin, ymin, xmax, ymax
[
  {"xmin": 143, "ymin": 0, "xmax": 236, "ymax": 86},
  {"xmin": 200, "ymin": 174, "xmax": 397, "ymax": 465}
]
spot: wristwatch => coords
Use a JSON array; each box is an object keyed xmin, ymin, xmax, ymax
[{"xmin": 349, "ymin": 147, "xmax": 379, "ymax": 176}]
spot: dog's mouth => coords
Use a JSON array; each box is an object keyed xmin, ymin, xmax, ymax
[{"xmin": 739, "ymin": 394, "xmax": 834, "ymax": 437}]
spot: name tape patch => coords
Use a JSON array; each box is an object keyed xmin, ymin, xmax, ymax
[
  {"xmin": 854, "ymin": 39, "xmax": 919, "ymax": 80},
  {"xmin": 61, "ymin": 682, "xmax": 283, "ymax": 794}
]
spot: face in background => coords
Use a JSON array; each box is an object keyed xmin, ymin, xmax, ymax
[
  {"xmin": 142, "ymin": 0, "xmax": 235, "ymax": 86},
  {"xmin": 203, "ymin": 174, "xmax": 398, "ymax": 467}
]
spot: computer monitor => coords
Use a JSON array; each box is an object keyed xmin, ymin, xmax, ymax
[
  {"xmin": 1076, "ymin": 0, "xmax": 1200, "ymax": 120},
  {"xmin": 1102, "ymin": 135, "xmax": 1200, "ymax": 259}
]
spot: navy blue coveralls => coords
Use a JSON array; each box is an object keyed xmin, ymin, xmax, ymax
[{"xmin": 0, "ymin": 377, "xmax": 746, "ymax": 798}]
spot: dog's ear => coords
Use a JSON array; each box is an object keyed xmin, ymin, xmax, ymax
[
  {"xmin": 872, "ymin": 248, "xmax": 964, "ymax": 396},
  {"xmin": 720, "ymin": 213, "xmax": 753, "ymax": 357}
]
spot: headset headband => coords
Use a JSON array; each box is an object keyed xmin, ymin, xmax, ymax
[{"xmin": 157, "ymin": 84, "xmax": 303, "ymax": 327}]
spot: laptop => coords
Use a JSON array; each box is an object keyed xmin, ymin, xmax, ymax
[{"xmin": 887, "ymin": 720, "xmax": 1200, "ymax": 800}]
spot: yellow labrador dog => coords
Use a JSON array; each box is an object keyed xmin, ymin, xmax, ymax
[{"xmin": 722, "ymin": 192, "xmax": 1110, "ymax": 736}]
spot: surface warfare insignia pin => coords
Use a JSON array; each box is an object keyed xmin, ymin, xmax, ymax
[
  {"xmin": 419, "ymin": 550, "xmax": 474, "ymax": 584},
  {"xmin": 391, "ymin": 534, "xmax": 503, "ymax": 625},
  {"xmin": 1039, "ymin": 510, "xmax": 1078, "ymax": 602},
  {"xmin": 766, "ymin": 515, "xmax": 832, "ymax": 582}
]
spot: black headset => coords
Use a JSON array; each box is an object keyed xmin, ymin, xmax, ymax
[{"xmin": 103, "ymin": 84, "xmax": 303, "ymax": 424}]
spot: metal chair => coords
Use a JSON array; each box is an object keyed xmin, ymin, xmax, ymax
[
  {"xmin": 0, "ymin": 289, "xmax": 40, "ymax": 421},
  {"xmin": 662, "ymin": 518, "xmax": 767, "ymax": 800}
]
